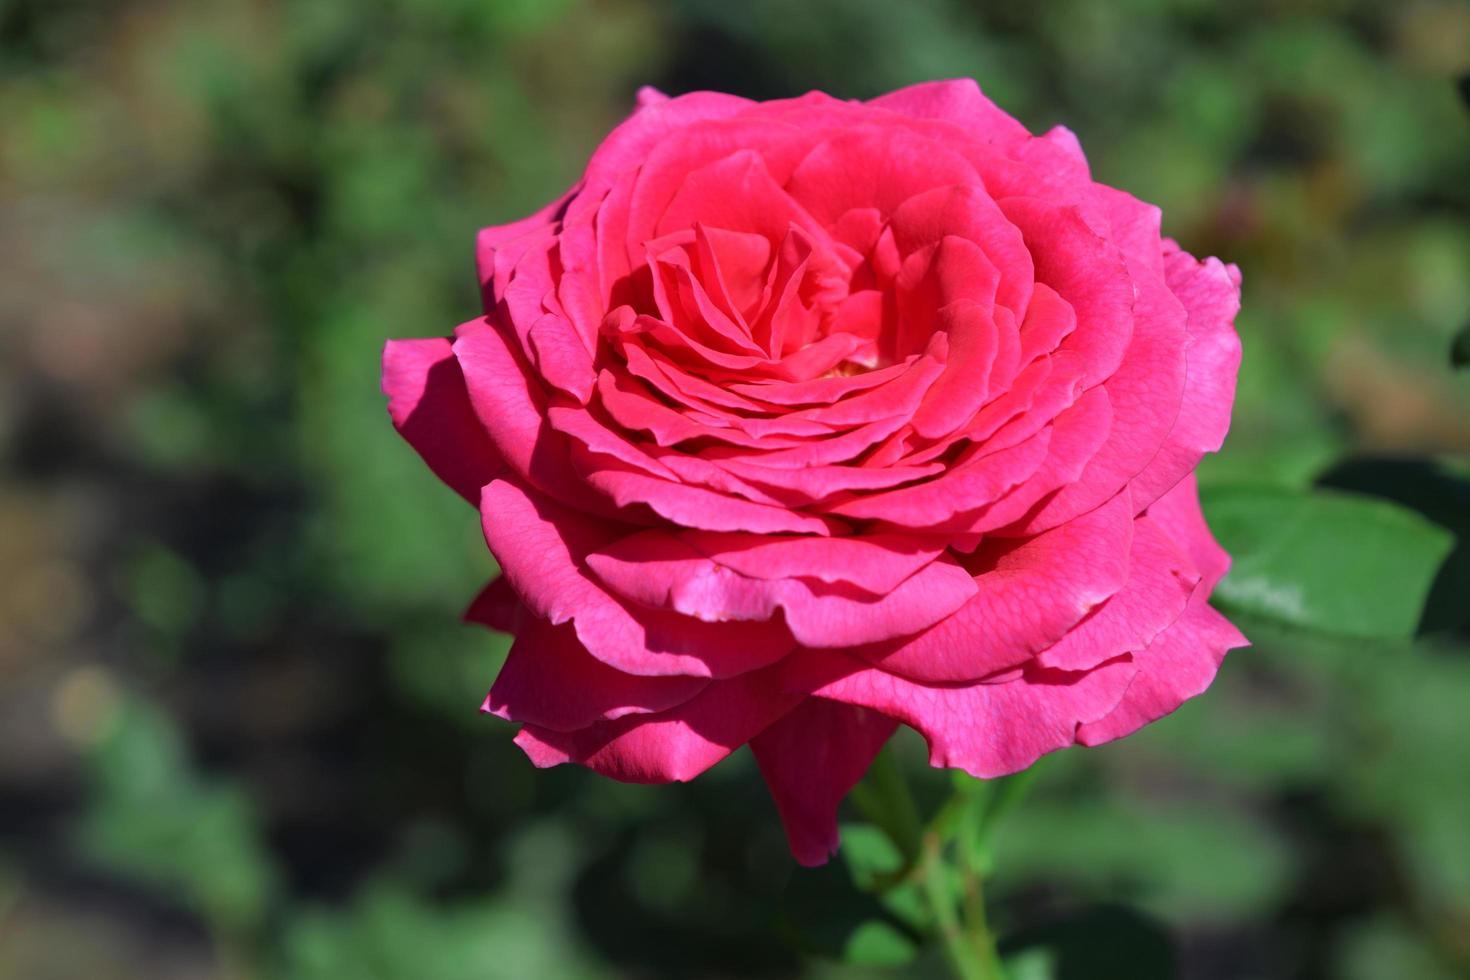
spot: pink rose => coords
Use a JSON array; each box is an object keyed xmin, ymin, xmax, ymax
[{"xmin": 383, "ymin": 80, "xmax": 1246, "ymax": 865}]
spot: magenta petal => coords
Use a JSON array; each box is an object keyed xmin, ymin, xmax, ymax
[
  {"xmin": 1036, "ymin": 514, "xmax": 1198, "ymax": 672},
  {"xmin": 1076, "ymin": 596, "xmax": 1247, "ymax": 746},
  {"xmin": 512, "ymin": 660, "xmax": 806, "ymax": 783},
  {"xmin": 681, "ymin": 531, "xmax": 947, "ymax": 594},
  {"xmin": 785, "ymin": 126, "xmax": 981, "ymax": 224},
  {"xmin": 789, "ymin": 649, "xmax": 1137, "ymax": 779},
  {"xmin": 886, "ymin": 183, "xmax": 1034, "ymax": 322},
  {"xmin": 476, "ymin": 186, "xmax": 578, "ymax": 309},
  {"xmin": 481, "ymin": 477, "xmax": 797, "ymax": 678},
  {"xmin": 1126, "ymin": 250, "xmax": 1243, "ymax": 508},
  {"xmin": 579, "ymin": 90, "xmax": 754, "ymax": 194},
  {"xmin": 1096, "ymin": 184, "xmax": 1165, "ymax": 277},
  {"xmin": 382, "ymin": 337, "xmax": 504, "ymax": 504},
  {"xmin": 464, "ymin": 576, "xmax": 524, "ymax": 634},
  {"xmin": 583, "ymin": 458, "xmax": 841, "ymax": 535},
  {"xmin": 728, "ymin": 353, "xmax": 917, "ymax": 406},
  {"xmin": 452, "ymin": 318, "xmax": 609, "ymax": 513},
  {"xmin": 907, "ymin": 300, "xmax": 1001, "ymax": 440},
  {"xmin": 1142, "ymin": 473, "xmax": 1231, "ymax": 590},
  {"xmin": 823, "ymin": 426, "xmax": 1054, "ymax": 525},
  {"xmin": 1017, "ymin": 283, "xmax": 1078, "ymax": 366},
  {"xmin": 586, "ymin": 531, "xmax": 977, "ymax": 647},
  {"xmin": 867, "ymin": 78, "xmax": 1031, "ymax": 150},
  {"xmin": 526, "ymin": 313, "xmax": 596, "ymax": 404},
  {"xmin": 948, "ymin": 385, "xmax": 1112, "ymax": 536},
  {"xmin": 635, "ymin": 85, "xmax": 669, "ymax": 108},
  {"xmin": 751, "ymin": 699, "xmax": 899, "ymax": 866},
  {"xmin": 854, "ymin": 490, "xmax": 1134, "ymax": 682},
  {"xmin": 658, "ymin": 149, "xmax": 825, "ymax": 244},
  {"xmin": 1000, "ymin": 196, "xmax": 1136, "ymax": 387},
  {"xmin": 487, "ymin": 617, "xmax": 709, "ymax": 731},
  {"xmin": 710, "ymin": 458, "xmax": 944, "ymax": 507},
  {"xmin": 1008, "ymin": 237, "xmax": 1190, "ymax": 533}
]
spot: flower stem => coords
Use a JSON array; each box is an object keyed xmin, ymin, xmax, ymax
[
  {"xmin": 920, "ymin": 826, "xmax": 991, "ymax": 980},
  {"xmin": 954, "ymin": 799, "xmax": 1004, "ymax": 979},
  {"xmin": 852, "ymin": 747, "xmax": 1009, "ymax": 980}
]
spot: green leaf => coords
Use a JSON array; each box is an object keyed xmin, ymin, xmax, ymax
[
  {"xmin": 842, "ymin": 919, "xmax": 918, "ymax": 967},
  {"xmin": 1202, "ymin": 485, "xmax": 1454, "ymax": 637},
  {"xmin": 838, "ymin": 822, "xmax": 905, "ymax": 893}
]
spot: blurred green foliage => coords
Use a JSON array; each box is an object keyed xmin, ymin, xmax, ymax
[{"xmin": 1, "ymin": 0, "xmax": 1468, "ymax": 978}]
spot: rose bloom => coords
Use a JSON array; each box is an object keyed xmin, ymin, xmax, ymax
[{"xmin": 384, "ymin": 80, "xmax": 1245, "ymax": 864}]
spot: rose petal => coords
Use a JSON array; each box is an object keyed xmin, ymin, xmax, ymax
[
  {"xmin": 1075, "ymin": 596, "xmax": 1247, "ymax": 746},
  {"xmin": 1142, "ymin": 473, "xmax": 1231, "ymax": 590},
  {"xmin": 853, "ymin": 489, "xmax": 1134, "ymax": 681},
  {"xmin": 1036, "ymin": 513, "xmax": 1198, "ymax": 672},
  {"xmin": 787, "ymin": 648, "xmax": 1138, "ymax": 779},
  {"xmin": 383, "ymin": 337, "xmax": 504, "ymax": 504},
  {"xmin": 751, "ymin": 699, "xmax": 898, "ymax": 866},
  {"xmin": 481, "ymin": 477, "xmax": 797, "ymax": 678},
  {"xmin": 513, "ymin": 659, "xmax": 806, "ymax": 783},
  {"xmin": 486, "ymin": 616, "xmax": 709, "ymax": 731},
  {"xmin": 464, "ymin": 576, "xmax": 524, "ymax": 633},
  {"xmin": 1006, "ymin": 228, "xmax": 1191, "ymax": 532},
  {"xmin": 586, "ymin": 531, "xmax": 978, "ymax": 648},
  {"xmin": 453, "ymin": 318, "xmax": 613, "ymax": 513},
  {"xmin": 1000, "ymin": 196, "xmax": 1136, "ymax": 387},
  {"xmin": 866, "ymin": 78, "xmax": 1031, "ymax": 151},
  {"xmin": 1126, "ymin": 250, "xmax": 1243, "ymax": 508},
  {"xmin": 785, "ymin": 126, "xmax": 982, "ymax": 223}
]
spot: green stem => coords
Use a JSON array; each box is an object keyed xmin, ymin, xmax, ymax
[
  {"xmin": 920, "ymin": 829, "xmax": 988, "ymax": 980},
  {"xmin": 851, "ymin": 746, "xmax": 1002, "ymax": 980},
  {"xmin": 955, "ymin": 798, "xmax": 1005, "ymax": 979}
]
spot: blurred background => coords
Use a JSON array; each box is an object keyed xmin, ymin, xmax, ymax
[{"xmin": 2, "ymin": 0, "xmax": 1468, "ymax": 977}]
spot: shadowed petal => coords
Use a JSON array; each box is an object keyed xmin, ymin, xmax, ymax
[{"xmin": 751, "ymin": 699, "xmax": 898, "ymax": 866}]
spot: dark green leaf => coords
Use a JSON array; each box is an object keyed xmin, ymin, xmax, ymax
[{"xmin": 1202, "ymin": 485, "xmax": 1454, "ymax": 637}]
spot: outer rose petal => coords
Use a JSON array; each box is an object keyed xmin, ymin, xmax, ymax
[
  {"xmin": 852, "ymin": 489, "xmax": 1134, "ymax": 682},
  {"xmin": 681, "ymin": 531, "xmax": 946, "ymax": 594},
  {"xmin": 480, "ymin": 477, "xmax": 797, "ymax": 678},
  {"xmin": 635, "ymin": 85, "xmax": 668, "ymax": 107},
  {"xmin": 585, "ymin": 531, "xmax": 978, "ymax": 648},
  {"xmin": 485, "ymin": 617, "xmax": 708, "ymax": 731},
  {"xmin": 1006, "ymin": 227, "xmax": 1190, "ymax": 533},
  {"xmin": 476, "ymin": 184, "xmax": 579, "ymax": 308},
  {"xmin": 867, "ymin": 78, "xmax": 1032, "ymax": 150},
  {"xmin": 1075, "ymin": 475, "xmax": 1245, "ymax": 742},
  {"xmin": 1075, "ymin": 597, "xmax": 1247, "ymax": 746},
  {"xmin": 751, "ymin": 699, "xmax": 898, "ymax": 866},
  {"xmin": 464, "ymin": 576, "xmax": 524, "ymax": 634},
  {"xmin": 1126, "ymin": 249, "xmax": 1243, "ymax": 508},
  {"xmin": 452, "ymin": 318, "xmax": 613, "ymax": 514},
  {"xmin": 1142, "ymin": 473, "xmax": 1232, "ymax": 590},
  {"xmin": 577, "ymin": 90, "xmax": 754, "ymax": 197},
  {"xmin": 1035, "ymin": 514, "xmax": 1197, "ymax": 672},
  {"xmin": 787, "ymin": 649, "xmax": 1137, "ymax": 779},
  {"xmin": 513, "ymin": 659, "xmax": 805, "ymax": 783},
  {"xmin": 382, "ymin": 338, "xmax": 503, "ymax": 503}
]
